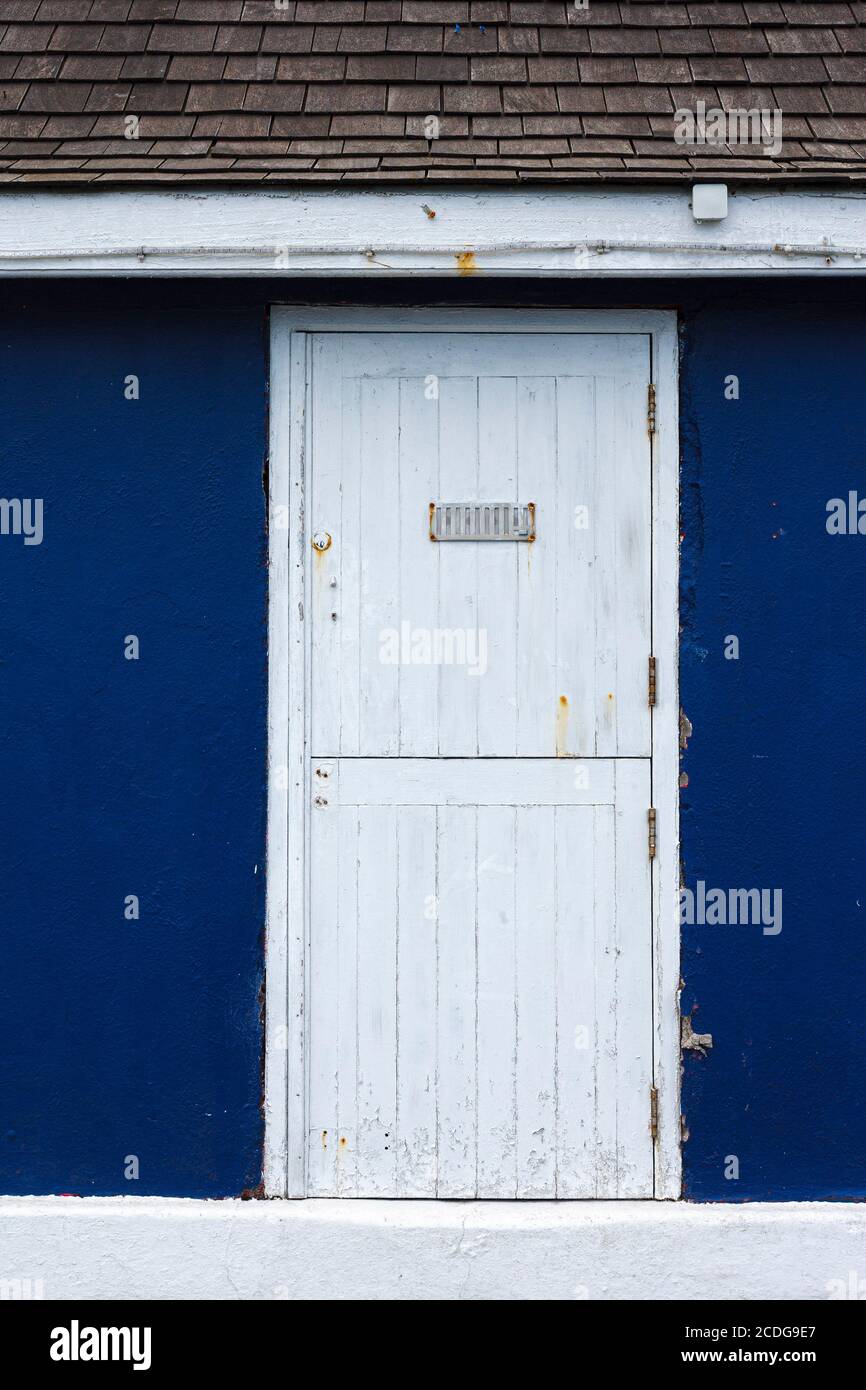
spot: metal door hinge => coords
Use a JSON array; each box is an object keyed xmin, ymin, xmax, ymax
[
  {"xmin": 648, "ymin": 807, "xmax": 657, "ymax": 859},
  {"xmin": 650, "ymin": 1085, "xmax": 659, "ymax": 1141},
  {"xmin": 647, "ymin": 383, "xmax": 657, "ymax": 436},
  {"xmin": 648, "ymin": 655, "xmax": 657, "ymax": 707}
]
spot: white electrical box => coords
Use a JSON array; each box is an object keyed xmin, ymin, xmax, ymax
[{"xmin": 692, "ymin": 183, "xmax": 729, "ymax": 221}]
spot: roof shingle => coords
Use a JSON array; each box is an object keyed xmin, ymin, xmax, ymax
[{"xmin": 0, "ymin": 0, "xmax": 862, "ymax": 183}]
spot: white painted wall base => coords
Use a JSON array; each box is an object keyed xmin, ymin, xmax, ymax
[{"xmin": 1, "ymin": 1198, "xmax": 864, "ymax": 1301}]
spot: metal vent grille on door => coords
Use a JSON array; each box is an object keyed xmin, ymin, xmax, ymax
[{"xmin": 429, "ymin": 501, "xmax": 535, "ymax": 542}]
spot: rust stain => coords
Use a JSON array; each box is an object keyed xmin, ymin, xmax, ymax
[
  {"xmin": 455, "ymin": 250, "xmax": 478, "ymax": 275},
  {"xmin": 555, "ymin": 694, "xmax": 569, "ymax": 757}
]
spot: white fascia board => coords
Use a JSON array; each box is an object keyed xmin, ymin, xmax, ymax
[
  {"xmin": 1, "ymin": 1196, "xmax": 865, "ymax": 1300},
  {"xmin": 0, "ymin": 185, "xmax": 865, "ymax": 276}
]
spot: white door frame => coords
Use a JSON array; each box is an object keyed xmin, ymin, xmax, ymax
[{"xmin": 265, "ymin": 307, "xmax": 680, "ymax": 1200}]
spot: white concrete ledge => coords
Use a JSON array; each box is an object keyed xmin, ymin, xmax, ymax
[{"xmin": 1, "ymin": 1198, "xmax": 865, "ymax": 1300}]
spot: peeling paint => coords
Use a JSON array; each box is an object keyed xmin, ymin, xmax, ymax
[
  {"xmin": 682, "ymin": 1015, "xmax": 713, "ymax": 1057},
  {"xmin": 679, "ymin": 708, "xmax": 693, "ymax": 750},
  {"xmin": 455, "ymin": 251, "xmax": 478, "ymax": 276}
]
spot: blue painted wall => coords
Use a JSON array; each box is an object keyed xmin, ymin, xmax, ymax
[
  {"xmin": 678, "ymin": 294, "xmax": 866, "ymax": 1200},
  {"xmin": 0, "ymin": 303, "xmax": 267, "ymax": 1196},
  {"xmin": 1, "ymin": 279, "xmax": 863, "ymax": 1200}
]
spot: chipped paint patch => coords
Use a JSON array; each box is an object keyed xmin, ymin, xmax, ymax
[
  {"xmin": 681, "ymin": 1014, "xmax": 713, "ymax": 1056},
  {"xmin": 679, "ymin": 708, "xmax": 693, "ymax": 750},
  {"xmin": 455, "ymin": 251, "xmax": 478, "ymax": 275}
]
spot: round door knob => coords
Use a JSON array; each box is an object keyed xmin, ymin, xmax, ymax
[{"xmin": 312, "ymin": 531, "xmax": 332, "ymax": 553}]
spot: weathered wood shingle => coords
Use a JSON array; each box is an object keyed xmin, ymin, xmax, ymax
[{"xmin": 0, "ymin": 0, "xmax": 863, "ymax": 182}]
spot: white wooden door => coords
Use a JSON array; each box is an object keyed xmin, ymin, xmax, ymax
[{"xmin": 306, "ymin": 331, "xmax": 655, "ymax": 1198}]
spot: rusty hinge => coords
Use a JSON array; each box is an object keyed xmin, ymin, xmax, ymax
[
  {"xmin": 647, "ymin": 382, "xmax": 657, "ymax": 436},
  {"xmin": 650, "ymin": 1085, "xmax": 659, "ymax": 1141},
  {"xmin": 648, "ymin": 807, "xmax": 657, "ymax": 859},
  {"xmin": 648, "ymin": 654, "xmax": 657, "ymax": 707}
]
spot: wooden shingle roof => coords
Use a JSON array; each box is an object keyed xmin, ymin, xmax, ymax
[{"xmin": 1, "ymin": 1, "xmax": 865, "ymax": 184}]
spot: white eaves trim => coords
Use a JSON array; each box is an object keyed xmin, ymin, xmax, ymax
[{"xmin": 1, "ymin": 185, "xmax": 865, "ymax": 277}]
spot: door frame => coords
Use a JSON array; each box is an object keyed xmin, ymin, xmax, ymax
[{"xmin": 265, "ymin": 307, "xmax": 680, "ymax": 1200}]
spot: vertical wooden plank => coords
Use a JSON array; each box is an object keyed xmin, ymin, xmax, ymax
[
  {"xmin": 436, "ymin": 804, "xmax": 477, "ymax": 1197},
  {"xmin": 612, "ymin": 759, "xmax": 655, "ymax": 1196},
  {"xmin": 515, "ymin": 804, "xmax": 557, "ymax": 1197},
  {"xmin": 396, "ymin": 803, "xmax": 438, "ymax": 1196},
  {"xmin": 593, "ymin": 368, "xmax": 652, "ymax": 761},
  {"xmin": 611, "ymin": 371, "xmax": 652, "ymax": 757},
  {"xmin": 553, "ymin": 376, "xmax": 597, "ymax": 759},
  {"xmin": 437, "ymin": 377, "xmax": 479, "ymax": 756},
  {"xmin": 306, "ymin": 760, "xmax": 340, "ymax": 1196},
  {"xmin": 592, "ymin": 376, "xmax": 619, "ymax": 759},
  {"xmin": 355, "ymin": 801, "xmax": 399, "ymax": 1195},
  {"xmin": 591, "ymin": 799, "xmax": 619, "ymax": 1197},
  {"xmin": 554, "ymin": 801, "xmax": 599, "ymax": 1198},
  {"xmin": 477, "ymin": 376, "xmax": 518, "ymax": 756},
  {"xmin": 476, "ymin": 804, "xmax": 518, "ymax": 1198},
  {"xmin": 335, "ymin": 802, "xmax": 359, "ymax": 1196},
  {"xmin": 516, "ymin": 377, "xmax": 558, "ymax": 757},
  {"xmin": 396, "ymin": 377, "xmax": 440, "ymax": 757},
  {"xmin": 309, "ymin": 335, "xmax": 344, "ymax": 757},
  {"xmin": 358, "ymin": 377, "xmax": 401, "ymax": 757},
  {"xmin": 337, "ymin": 374, "xmax": 362, "ymax": 757}
]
